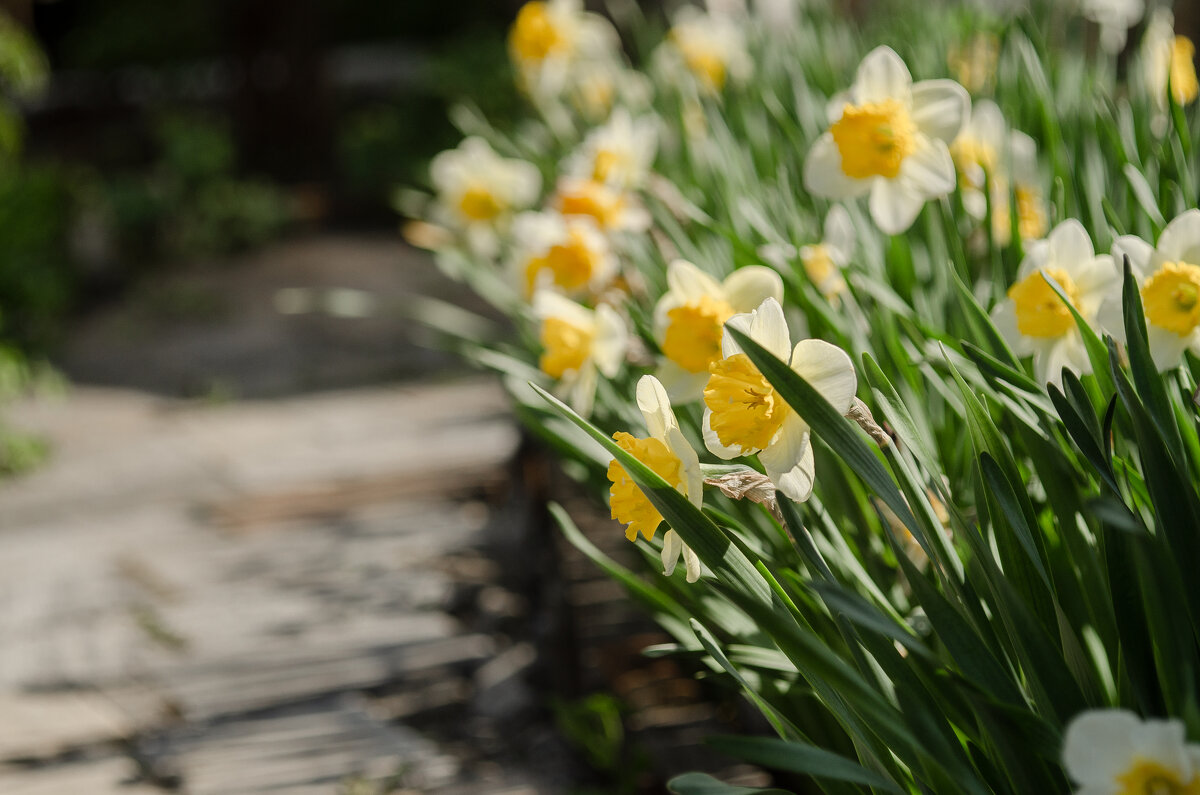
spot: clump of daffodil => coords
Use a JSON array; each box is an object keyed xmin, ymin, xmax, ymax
[
  {"xmin": 659, "ymin": 5, "xmax": 752, "ymax": 96},
  {"xmin": 562, "ymin": 108, "xmax": 659, "ymax": 192},
  {"xmin": 607, "ymin": 375, "xmax": 704, "ymax": 582},
  {"xmin": 653, "ymin": 260, "xmax": 783, "ymax": 401},
  {"xmin": 429, "ymin": 137, "xmax": 542, "ymax": 258},
  {"xmin": 804, "ymin": 46, "xmax": 969, "ymax": 235},
  {"xmin": 1101, "ymin": 209, "xmax": 1200, "ymax": 371},
  {"xmin": 550, "ymin": 176, "xmax": 650, "ymax": 234},
  {"xmin": 991, "ymin": 219, "xmax": 1118, "ymax": 388},
  {"xmin": 1079, "ymin": 0, "xmax": 1145, "ymax": 54},
  {"xmin": 533, "ymin": 289, "xmax": 627, "ymax": 417},
  {"xmin": 800, "ymin": 205, "xmax": 856, "ymax": 303},
  {"xmin": 1063, "ymin": 709, "xmax": 1200, "ymax": 795},
  {"xmin": 703, "ymin": 298, "xmax": 857, "ymax": 502},
  {"xmin": 511, "ymin": 211, "xmax": 618, "ymax": 299},
  {"xmin": 1141, "ymin": 8, "xmax": 1199, "ymax": 136},
  {"xmin": 507, "ymin": 0, "xmax": 620, "ymax": 100}
]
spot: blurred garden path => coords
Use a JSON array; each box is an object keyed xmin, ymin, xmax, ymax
[{"xmin": 0, "ymin": 239, "xmax": 564, "ymax": 794}]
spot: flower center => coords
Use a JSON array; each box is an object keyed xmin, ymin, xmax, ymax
[
  {"xmin": 662, "ymin": 295, "xmax": 735, "ymax": 373},
  {"xmin": 1008, "ymin": 267, "xmax": 1081, "ymax": 338},
  {"xmin": 592, "ymin": 149, "xmax": 627, "ymax": 183},
  {"xmin": 830, "ymin": 99, "xmax": 918, "ymax": 180},
  {"xmin": 1142, "ymin": 261, "xmax": 1200, "ymax": 336},
  {"xmin": 509, "ymin": 2, "xmax": 567, "ymax": 63},
  {"xmin": 557, "ymin": 181, "xmax": 624, "ymax": 228},
  {"xmin": 704, "ymin": 353, "xmax": 790, "ymax": 453},
  {"xmin": 458, "ymin": 186, "xmax": 504, "ymax": 222},
  {"xmin": 525, "ymin": 229, "xmax": 599, "ymax": 296},
  {"xmin": 670, "ymin": 31, "xmax": 726, "ymax": 91},
  {"xmin": 539, "ymin": 317, "xmax": 594, "ymax": 378},
  {"xmin": 1171, "ymin": 36, "xmax": 1199, "ymax": 105},
  {"xmin": 1115, "ymin": 758, "xmax": 1200, "ymax": 795},
  {"xmin": 802, "ymin": 243, "xmax": 837, "ymax": 287},
  {"xmin": 607, "ymin": 432, "xmax": 684, "ymax": 542}
]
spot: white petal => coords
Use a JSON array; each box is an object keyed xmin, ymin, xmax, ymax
[
  {"xmin": 990, "ymin": 299, "xmax": 1034, "ymax": 355},
  {"xmin": 665, "ymin": 425, "xmax": 703, "ymax": 507},
  {"xmin": 567, "ymin": 364, "xmax": 598, "ymax": 417},
  {"xmin": 790, "ymin": 339, "xmax": 858, "ymax": 413},
  {"xmin": 1130, "ymin": 720, "xmax": 1192, "ymax": 781},
  {"xmin": 1062, "ymin": 709, "xmax": 1141, "ymax": 787},
  {"xmin": 910, "ymin": 80, "xmax": 970, "ymax": 144},
  {"xmin": 533, "ymin": 289, "xmax": 591, "ymax": 326},
  {"xmin": 760, "ymin": 417, "xmax": 816, "ymax": 502},
  {"xmin": 804, "ymin": 134, "xmax": 872, "ymax": 200},
  {"xmin": 869, "ymin": 177, "xmax": 927, "ymax": 235},
  {"xmin": 661, "ymin": 529, "xmax": 683, "ymax": 577},
  {"xmin": 1111, "ymin": 235, "xmax": 1153, "ymax": 275},
  {"xmin": 854, "ymin": 46, "xmax": 912, "ymax": 104},
  {"xmin": 637, "ymin": 374, "xmax": 676, "ymax": 440},
  {"xmin": 667, "ymin": 259, "xmax": 724, "ymax": 302},
  {"xmin": 1156, "ymin": 209, "xmax": 1200, "ymax": 265},
  {"xmin": 682, "ymin": 544, "xmax": 702, "ymax": 583},
  {"xmin": 723, "ymin": 266, "xmax": 785, "ymax": 313},
  {"xmin": 899, "ymin": 138, "xmax": 957, "ymax": 197},
  {"xmin": 748, "ymin": 297, "xmax": 793, "ymax": 360},
  {"xmin": 1147, "ymin": 324, "xmax": 1191, "ymax": 371},
  {"xmin": 1048, "ymin": 219, "xmax": 1095, "ymax": 268},
  {"xmin": 703, "ymin": 407, "xmax": 747, "ymax": 459},
  {"xmin": 592, "ymin": 304, "xmax": 628, "ymax": 378},
  {"xmin": 655, "ymin": 359, "xmax": 710, "ymax": 404}
]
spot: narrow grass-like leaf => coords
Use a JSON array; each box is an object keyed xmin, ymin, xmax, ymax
[{"xmin": 707, "ymin": 735, "xmax": 902, "ymax": 794}]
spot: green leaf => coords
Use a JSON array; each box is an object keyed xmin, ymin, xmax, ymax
[
  {"xmin": 707, "ymin": 735, "xmax": 902, "ymax": 793},
  {"xmin": 667, "ymin": 772, "xmax": 793, "ymax": 795}
]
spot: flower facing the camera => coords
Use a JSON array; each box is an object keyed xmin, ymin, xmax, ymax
[
  {"xmin": 654, "ymin": 260, "xmax": 783, "ymax": 401},
  {"xmin": 662, "ymin": 6, "xmax": 751, "ymax": 95},
  {"xmin": 804, "ymin": 47, "xmax": 969, "ymax": 235},
  {"xmin": 800, "ymin": 205, "xmax": 856, "ymax": 302},
  {"xmin": 551, "ymin": 177, "xmax": 650, "ymax": 234},
  {"xmin": 1063, "ymin": 709, "xmax": 1200, "ymax": 795},
  {"xmin": 607, "ymin": 375, "xmax": 704, "ymax": 582},
  {"xmin": 563, "ymin": 108, "xmax": 658, "ymax": 191},
  {"xmin": 1102, "ymin": 210, "xmax": 1200, "ymax": 371},
  {"xmin": 991, "ymin": 220, "xmax": 1118, "ymax": 388},
  {"xmin": 703, "ymin": 298, "xmax": 857, "ymax": 502},
  {"xmin": 430, "ymin": 137, "xmax": 541, "ymax": 258},
  {"xmin": 533, "ymin": 290, "xmax": 626, "ymax": 417},
  {"xmin": 512, "ymin": 211, "xmax": 618, "ymax": 299}
]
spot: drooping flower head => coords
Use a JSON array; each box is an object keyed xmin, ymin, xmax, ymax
[
  {"xmin": 804, "ymin": 47, "xmax": 969, "ymax": 235},
  {"xmin": 1102, "ymin": 209, "xmax": 1200, "ymax": 371},
  {"xmin": 511, "ymin": 211, "xmax": 618, "ymax": 299},
  {"xmin": 800, "ymin": 205, "xmax": 856, "ymax": 303},
  {"xmin": 991, "ymin": 220, "xmax": 1118, "ymax": 388},
  {"xmin": 607, "ymin": 375, "xmax": 704, "ymax": 582},
  {"xmin": 653, "ymin": 260, "xmax": 784, "ymax": 401},
  {"xmin": 1062, "ymin": 709, "xmax": 1200, "ymax": 795},
  {"xmin": 533, "ymin": 290, "xmax": 627, "ymax": 417},
  {"xmin": 562, "ymin": 108, "xmax": 659, "ymax": 191},
  {"xmin": 703, "ymin": 298, "xmax": 857, "ymax": 502},
  {"xmin": 430, "ymin": 137, "xmax": 542, "ymax": 258}
]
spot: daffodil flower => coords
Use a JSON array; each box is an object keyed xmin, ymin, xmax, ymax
[
  {"xmin": 804, "ymin": 46, "xmax": 969, "ymax": 235},
  {"xmin": 533, "ymin": 290, "xmax": 627, "ymax": 417},
  {"xmin": 653, "ymin": 260, "xmax": 784, "ymax": 401},
  {"xmin": 563, "ymin": 108, "xmax": 658, "ymax": 191},
  {"xmin": 550, "ymin": 176, "xmax": 651, "ymax": 234},
  {"xmin": 1080, "ymin": 0, "xmax": 1145, "ymax": 54},
  {"xmin": 511, "ymin": 211, "xmax": 618, "ymax": 299},
  {"xmin": 508, "ymin": 0, "xmax": 620, "ymax": 100},
  {"xmin": 1141, "ymin": 9, "xmax": 1199, "ymax": 136},
  {"xmin": 991, "ymin": 220, "xmax": 1118, "ymax": 388},
  {"xmin": 702, "ymin": 298, "xmax": 857, "ymax": 502},
  {"xmin": 660, "ymin": 6, "xmax": 752, "ymax": 96},
  {"xmin": 1101, "ymin": 209, "xmax": 1200, "ymax": 371},
  {"xmin": 430, "ymin": 137, "xmax": 542, "ymax": 258},
  {"xmin": 607, "ymin": 375, "xmax": 704, "ymax": 582},
  {"xmin": 1063, "ymin": 709, "xmax": 1200, "ymax": 795},
  {"xmin": 800, "ymin": 205, "xmax": 855, "ymax": 302}
]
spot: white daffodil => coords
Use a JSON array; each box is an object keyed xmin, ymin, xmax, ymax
[
  {"xmin": 660, "ymin": 6, "xmax": 752, "ymax": 96},
  {"xmin": 702, "ymin": 298, "xmax": 857, "ymax": 502},
  {"xmin": 1080, "ymin": 0, "xmax": 1145, "ymax": 54},
  {"xmin": 1140, "ymin": 9, "xmax": 1199, "ymax": 136},
  {"xmin": 948, "ymin": 33, "xmax": 1000, "ymax": 95},
  {"xmin": 804, "ymin": 47, "xmax": 969, "ymax": 235},
  {"xmin": 1102, "ymin": 209, "xmax": 1200, "ymax": 371},
  {"xmin": 989, "ymin": 132, "xmax": 1049, "ymax": 246},
  {"xmin": 562, "ymin": 108, "xmax": 658, "ymax": 191},
  {"xmin": 507, "ymin": 0, "xmax": 621, "ymax": 100},
  {"xmin": 951, "ymin": 99, "xmax": 1007, "ymax": 199},
  {"xmin": 533, "ymin": 290, "xmax": 627, "ymax": 417},
  {"xmin": 991, "ymin": 219, "xmax": 1118, "ymax": 388},
  {"xmin": 550, "ymin": 176, "xmax": 651, "ymax": 234},
  {"xmin": 800, "ymin": 205, "xmax": 856, "ymax": 302},
  {"xmin": 430, "ymin": 137, "xmax": 541, "ymax": 258},
  {"xmin": 511, "ymin": 211, "xmax": 618, "ymax": 299},
  {"xmin": 1063, "ymin": 709, "xmax": 1200, "ymax": 795},
  {"xmin": 653, "ymin": 260, "xmax": 784, "ymax": 401},
  {"xmin": 607, "ymin": 375, "xmax": 704, "ymax": 582}
]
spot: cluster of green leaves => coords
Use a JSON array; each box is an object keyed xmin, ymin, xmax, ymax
[{"xmin": 421, "ymin": 0, "xmax": 1200, "ymax": 791}]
